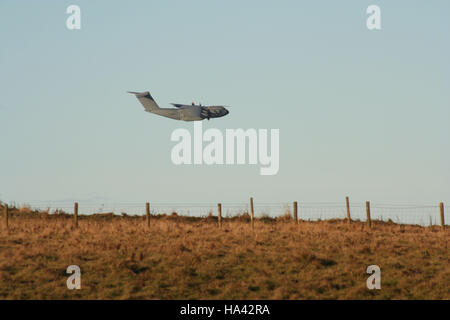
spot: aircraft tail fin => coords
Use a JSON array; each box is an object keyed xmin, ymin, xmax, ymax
[{"xmin": 128, "ymin": 91, "xmax": 160, "ymax": 112}]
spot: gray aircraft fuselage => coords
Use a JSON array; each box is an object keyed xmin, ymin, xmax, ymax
[{"xmin": 128, "ymin": 91, "xmax": 229, "ymax": 121}]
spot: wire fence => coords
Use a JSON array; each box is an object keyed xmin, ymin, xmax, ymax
[{"xmin": 6, "ymin": 200, "xmax": 448, "ymax": 227}]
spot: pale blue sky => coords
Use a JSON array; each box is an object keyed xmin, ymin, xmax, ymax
[{"xmin": 0, "ymin": 1, "xmax": 449, "ymax": 205}]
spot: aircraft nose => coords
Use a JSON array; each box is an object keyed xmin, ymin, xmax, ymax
[{"xmin": 224, "ymin": 108, "xmax": 229, "ymax": 115}]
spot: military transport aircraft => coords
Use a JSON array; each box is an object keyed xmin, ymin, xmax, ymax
[{"xmin": 128, "ymin": 91, "xmax": 229, "ymax": 121}]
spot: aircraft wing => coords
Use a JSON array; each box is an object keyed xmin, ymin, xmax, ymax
[{"xmin": 171, "ymin": 103, "xmax": 189, "ymax": 108}]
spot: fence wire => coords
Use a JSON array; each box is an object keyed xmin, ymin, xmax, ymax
[{"xmin": 7, "ymin": 200, "xmax": 448, "ymax": 227}]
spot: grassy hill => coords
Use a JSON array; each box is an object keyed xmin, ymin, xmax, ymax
[{"xmin": 0, "ymin": 205, "xmax": 448, "ymax": 299}]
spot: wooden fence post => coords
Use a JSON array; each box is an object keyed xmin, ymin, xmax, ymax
[
  {"xmin": 4, "ymin": 204, "xmax": 8, "ymax": 230},
  {"xmin": 346, "ymin": 196, "xmax": 351, "ymax": 223},
  {"xmin": 366, "ymin": 201, "xmax": 371, "ymax": 228},
  {"xmin": 250, "ymin": 197, "xmax": 254, "ymax": 230},
  {"xmin": 218, "ymin": 203, "xmax": 222, "ymax": 229},
  {"xmin": 74, "ymin": 202, "xmax": 78, "ymax": 229},
  {"xmin": 440, "ymin": 202, "xmax": 445, "ymax": 230},
  {"xmin": 293, "ymin": 201, "xmax": 298, "ymax": 224},
  {"xmin": 146, "ymin": 202, "xmax": 150, "ymax": 228}
]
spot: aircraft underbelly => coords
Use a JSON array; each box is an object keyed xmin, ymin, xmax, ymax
[
  {"xmin": 180, "ymin": 108, "xmax": 203, "ymax": 121},
  {"xmin": 154, "ymin": 109, "xmax": 181, "ymax": 120}
]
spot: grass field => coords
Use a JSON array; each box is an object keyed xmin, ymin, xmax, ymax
[{"xmin": 0, "ymin": 205, "xmax": 448, "ymax": 299}]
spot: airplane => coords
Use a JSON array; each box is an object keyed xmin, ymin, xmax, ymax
[{"xmin": 128, "ymin": 91, "xmax": 229, "ymax": 121}]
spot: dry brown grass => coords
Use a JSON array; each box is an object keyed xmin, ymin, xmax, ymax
[{"xmin": 0, "ymin": 206, "xmax": 448, "ymax": 300}]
